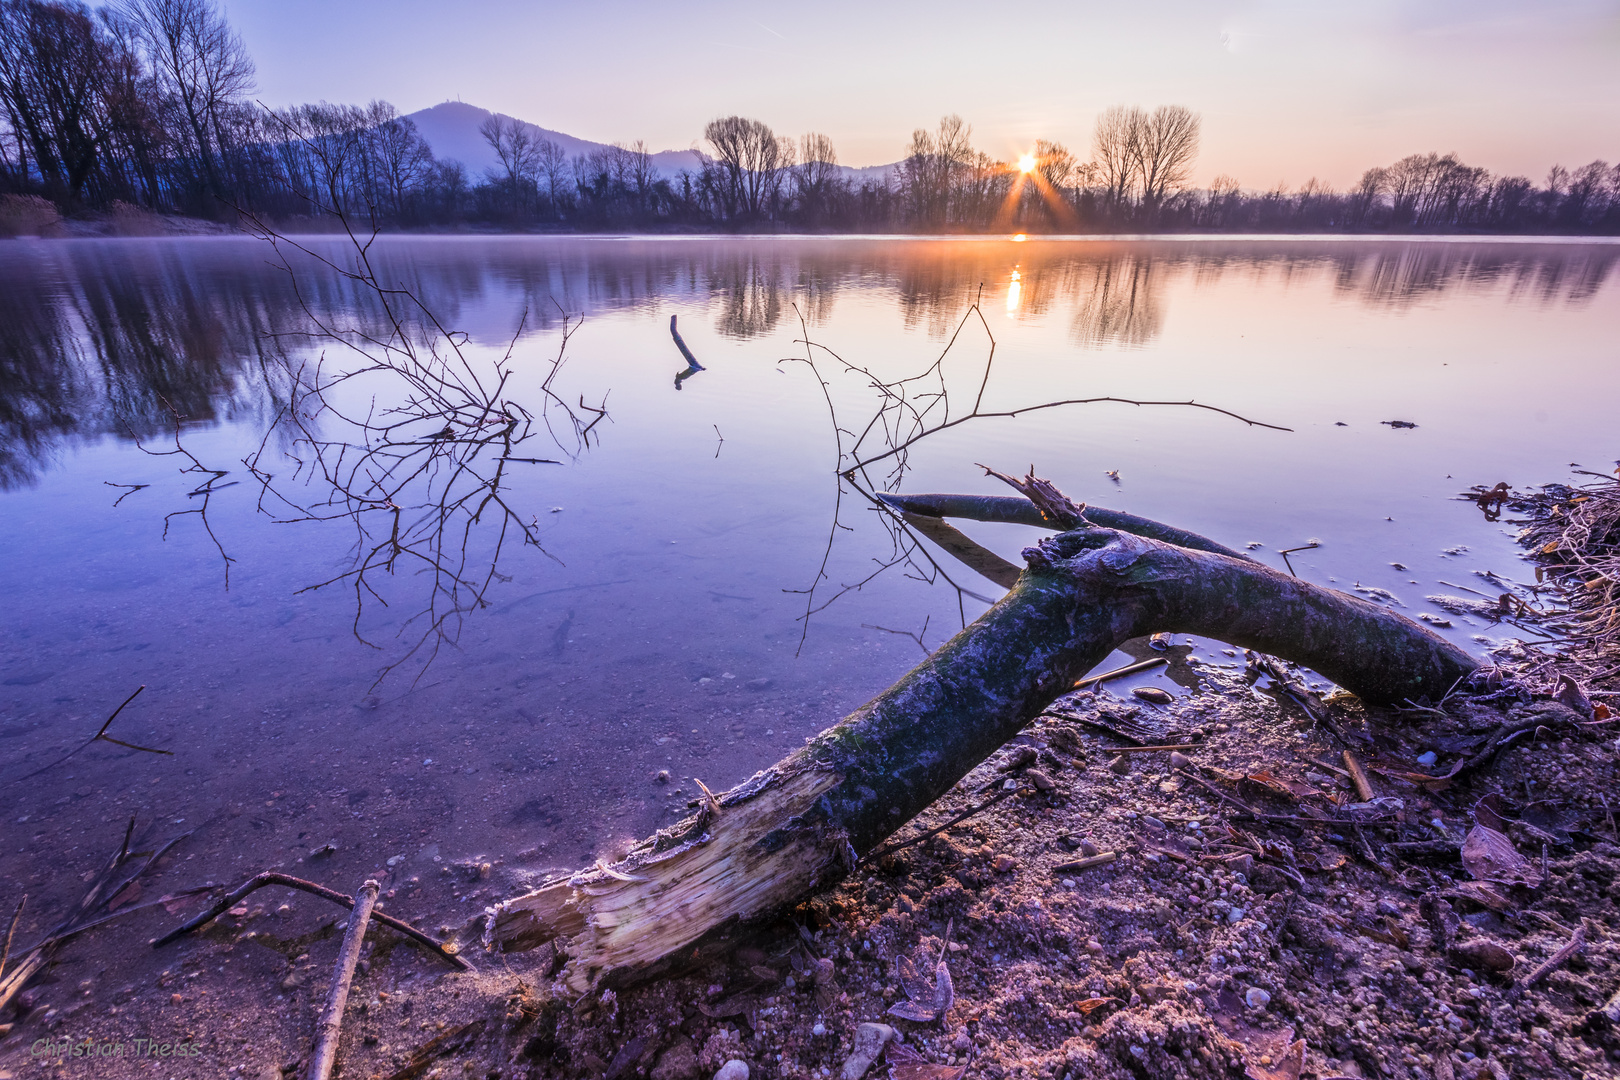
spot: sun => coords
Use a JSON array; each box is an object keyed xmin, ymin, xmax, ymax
[{"xmin": 1018, "ymin": 152, "xmax": 1037, "ymax": 174}]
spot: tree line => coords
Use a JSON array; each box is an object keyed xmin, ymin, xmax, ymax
[{"xmin": 3, "ymin": 0, "xmax": 1617, "ymax": 235}]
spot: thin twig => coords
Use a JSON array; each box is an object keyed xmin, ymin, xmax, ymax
[
  {"xmin": 1342, "ymin": 751, "xmax": 1374, "ymax": 802},
  {"xmin": 1075, "ymin": 656, "xmax": 1168, "ymax": 688},
  {"xmin": 1052, "ymin": 853, "xmax": 1118, "ymax": 873},
  {"xmin": 16, "ymin": 685, "xmax": 168, "ymax": 780},
  {"xmin": 1510, "ymin": 925, "xmax": 1585, "ymax": 998},
  {"xmin": 866, "ymin": 787, "xmax": 1019, "ymax": 861},
  {"xmin": 152, "ymin": 871, "xmax": 472, "ymax": 972}
]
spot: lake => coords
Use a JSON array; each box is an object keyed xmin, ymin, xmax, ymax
[{"xmin": 1, "ymin": 234, "xmax": 1616, "ymax": 908}]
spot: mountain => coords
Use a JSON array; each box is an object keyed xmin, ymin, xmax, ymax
[
  {"xmin": 404, "ymin": 101, "xmax": 704, "ymax": 180},
  {"xmin": 403, "ymin": 101, "xmax": 898, "ymax": 186}
]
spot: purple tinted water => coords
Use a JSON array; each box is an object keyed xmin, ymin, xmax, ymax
[{"xmin": 1, "ymin": 235, "xmax": 1616, "ymax": 915}]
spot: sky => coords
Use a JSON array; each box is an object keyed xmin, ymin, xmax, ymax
[{"xmin": 229, "ymin": 0, "xmax": 1620, "ymax": 190}]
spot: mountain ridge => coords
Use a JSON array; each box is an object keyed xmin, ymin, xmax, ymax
[{"xmin": 402, "ymin": 101, "xmax": 898, "ymax": 184}]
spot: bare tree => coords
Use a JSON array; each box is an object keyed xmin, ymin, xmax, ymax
[
  {"xmin": 791, "ymin": 131, "xmax": 837, "ymax": 216},
  {"xmin": 117, "ymin": 0, "xmax": 253, "ymax": 205},
  {"xmin": 1033, "ymin": 138, "xmax": 1074, "ymax": 193},
  {"xmin": 367, "ymin": 104, "xmax": 433, "ymax": 221},
  {"xmin": 1134, "ymin": 105, "xmax": 1200, "ymax": 210},
  {"xmin": 479, "ymin": 113, "xmax": 539, "ymax": 215},
  {"xmin": 0, "ymin": 0, "xmax": 114, "ymax": 200},
  {"xmin": 704, "ymin": 114, "xmax": 792, "ymax": 224},
  {"xmin": 1348, "ymin": 166, "xmax": 1386, "ymax": 226},
  {"xmin": 534, "ymin": 135, "xmax": 567, "ymax": 213},
  {"xmin": 624, "ymin": 138, "xmax": 654, "ymax": 204},
  {"xmin": 897, "ymin": 115, "xmax": 978, "ymax": 227},
  {"xmin": 1091, "ymin": 104, "xmax": 1140, "ymax": 212}
]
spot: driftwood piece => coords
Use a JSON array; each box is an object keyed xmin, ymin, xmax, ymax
[
  {"xmin": 154, "ymin": 871, "xmax": 471, "ymax": 972},
  {"xmin": 307, "ymin": 879, "xmax": 379, "ymax": 1080},
  {"xmin": 489, "ymin": 509, "xmax": 1478, "ymax": 993}
]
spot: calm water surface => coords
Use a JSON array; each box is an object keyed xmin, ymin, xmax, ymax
[{"xmin": 1, "ymin": 235, "xmax": 1616, "ymax": 908}]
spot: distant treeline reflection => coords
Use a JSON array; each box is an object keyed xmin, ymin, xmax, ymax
[{"xmin": 1, "ymin": 238, "xmax": 1615, "ymax": 487}]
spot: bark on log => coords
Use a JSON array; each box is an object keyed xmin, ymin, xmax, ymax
[{"xmin": 488, "ymin": 523, "xmax": 1478, "ymax": 994}]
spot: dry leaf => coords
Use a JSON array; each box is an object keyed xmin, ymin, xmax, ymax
[
  {"xmin": 1553, "ymin": 674, "xmax": 1594, "ymax": 718},
  {"xmin": 888, "ymin": 952, "xmax": 954, "ymax": 1023},
  {"xmin": 1461, "ymin": 824, "xmax": 1543, "ymax": 887},
  {"xmin": 1073, "ymin": 996, "xmax": 1119, "ymax": 1015},
  {"xmin": 1443, "ymin": 881, "xmax": 1514, "ymax": 912},
  {"xmin": 886, "ymin": 1040, "xmax": 968, "ymax": 1080},
  {"xmin": 1306, "ymin": 849, "xmax": 1347, "ymax": 872},
  {"xmin": 1449, "ymin": 939, "xmax": 1516, "ymax": 974},
  {"xmin": 1241, "ymin": 772, "xmax": 1314, "ymax": 800}
]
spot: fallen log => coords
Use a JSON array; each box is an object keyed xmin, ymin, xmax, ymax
[
  {"xmin": 878, "ymin": 491, "xmax": 1254, "ymax": 561},
  {"xmin": 488, "ymin": 491, "xmax": 1478, "ymax": 994}
]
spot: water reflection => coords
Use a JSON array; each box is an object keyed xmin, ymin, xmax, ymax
[
  {"xmin": 1070, "ymin": 256, "xmax": 1163, "ymax": 348},
  {"xmin": 1, "ymin": 237, "xmax": 1615, "ymax": 489}
]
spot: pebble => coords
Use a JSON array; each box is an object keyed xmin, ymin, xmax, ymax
[
  {"xmin": 1244, "ymin": 988, "xmax": 1272, "ymax": 1010},
  {"xmin": 1107, "ymin": 755, "xmax": 1131, "ymax": 775},
  {"xmin": 812, "ymin": 1022, "xmax": 826, "ymax": 1036},
  {"xmin": 1376, "ymin": 899, "xmax": 1401, "ymax": 917},
  {"xmin": 1227, "ymin": 907, "xmax": 1245, "ymax": 924},
  {"xmin": 840, "ymin": 1023, "xmax": 895, "ymax": 1080},
  {"xmin": 1142, "ymin": 815, "xmax": 1166, "ymax": 831},
  {"xmin": 715, "ymin": 1062, "xmax": 750, "ymax": 1080},
  {"xmin": 1080, "ymin": 839, "xmax": 1101, "ymax": 857},
  {"xmin": 1169, "ymin": 751, "xmax": 1192, "ymax": 770},
  {"xmin": 1026, "ymin": 769, "xmax": 1055, "ymax": 791},
  {"xmin": 1416, "ymin": 751, "xmax": 1438, "ymax": 767},
  {"xmin": 1132, "ymin": 687, "xmax": 1174, "ymax": 705},
  {"xmin": 992, "ymin": 854, "xmax": 1019, "ymax": 872}
]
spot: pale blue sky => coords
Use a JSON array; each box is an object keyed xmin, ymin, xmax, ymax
[{"xmin": 229, "ymin": 0, "xmax": 1620, "ymax": 188}]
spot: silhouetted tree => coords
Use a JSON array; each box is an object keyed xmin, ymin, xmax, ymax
[
  {"xmin": 791, "ymin": 131, "xmax": 842, "ymax": 228},
  {"xmin": 479, "ymin": 113, "xmax": 539, "ymax": 218},
  {"xmin": 1134, "ymin": 105, "xmax": 1200, "ymax": 212},
  {"xmin": 116, "ymin": 0, "xmax": 252, "ymax": 211},
  {"xmin": 1091, "ymin": 105, "xmax": 1139, "ymax": 214},
  {"xmin": 704, "ymin": 114, "xmax": 792, "ymax": 225}
]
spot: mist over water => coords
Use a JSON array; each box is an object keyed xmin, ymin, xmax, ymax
[{"xmin": 1, "ymin": 235, "xmax": 1616, "ymax": 889}]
